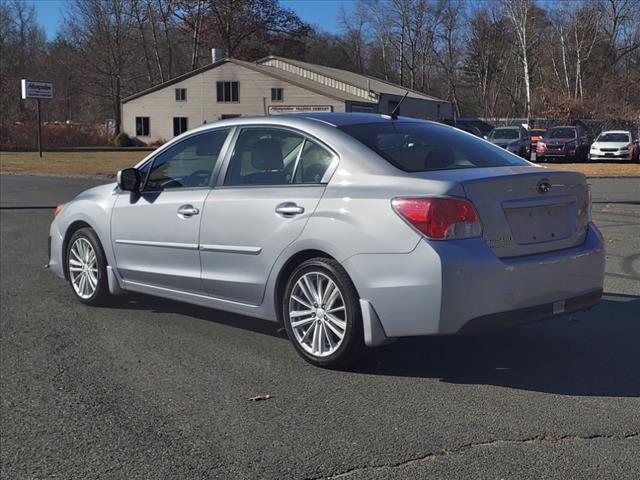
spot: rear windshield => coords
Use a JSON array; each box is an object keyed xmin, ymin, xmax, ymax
[
  {"xmin": 547, "ymin": 128, "xmax": 577, "ymax": 139},
  {"xmin": 597, "ymin": 133, "xmax": 630, "ymax": 143},
  {"xmin": 339, "ymin": 121, "xmax": 529, "ymax": 172},
  {"xmin": 488, "ymin": 128, "xmax": 520, "ymax": 140}
]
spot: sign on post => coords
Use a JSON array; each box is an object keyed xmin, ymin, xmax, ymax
[
  {"xmin": 21, "ymin": 79, "xmax": 53, "ymax": 158},
  {"xmin": 21, "ymin": 80, "xmax": 54, "ymax": 99}
]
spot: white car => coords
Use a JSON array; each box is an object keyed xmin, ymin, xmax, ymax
[{"xmin": 589, "ymin": 130, "xmax": 634, "ymax": 161}]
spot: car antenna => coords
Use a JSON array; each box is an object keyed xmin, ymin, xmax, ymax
[{"xmin": 389, "ymin": 91, "xmax": 409, "ymax": 120}]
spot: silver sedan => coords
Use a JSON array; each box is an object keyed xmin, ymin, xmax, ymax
[{"xmin": 48, "ymin": 113, "xmax": 605, "ymax": 368}]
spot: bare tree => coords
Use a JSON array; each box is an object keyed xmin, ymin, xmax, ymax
[
  {"xmin": 502, "ymin": 0, "xmax": 535, "ymax": 124},
  {"xmin": 65, "ymin": 0, "xmax": 137, "ymax": 133}
]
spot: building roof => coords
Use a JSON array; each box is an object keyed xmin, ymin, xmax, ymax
[
  {"xmin": 122, "ymin": 56, "xmax": 447, "ymax": 105},
  {"xmin": 258, "ymin": 56, "xmax": 445, "ymax": 102}
]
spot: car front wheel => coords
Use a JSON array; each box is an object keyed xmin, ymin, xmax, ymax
[
  {"xmin": 66, "ymin": 227, "xmax": 109, "ymax": 305},
  {"xmin": 283, "ymin": 258, "xmax": 367, "ymax": 368}
]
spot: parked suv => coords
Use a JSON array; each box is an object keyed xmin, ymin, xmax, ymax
[
  {"xmin": 485, "ymin": 126, "xmax": 530, "ymax": 158},
  {"xmin": 536, "ymin": 125, "xmax": 591, "ymax": 162}
]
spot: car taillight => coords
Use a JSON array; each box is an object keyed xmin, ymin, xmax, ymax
[
  {"xmin": 392, "ymin": 197, "xmax": 482, "ymax": 240},
  {"xmin": 537, "ymin": 142, "xmax": 546, "ymax": 152}
]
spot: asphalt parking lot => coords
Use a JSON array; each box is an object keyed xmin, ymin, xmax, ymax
[{"xmin": 1, "ymin": 174, "xmax": 639, "ymax": 479}]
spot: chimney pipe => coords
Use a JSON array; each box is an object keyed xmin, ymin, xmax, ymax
[{"xmin": 211, "ymin": 48, "xmax": 224, "ymax": 63}]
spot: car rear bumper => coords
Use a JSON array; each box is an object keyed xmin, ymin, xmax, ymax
[
  {"xmin": 457, "ymin": 288, "xmax": 601, "ymax": 334},
  {"xmin": 343, "ymin": 223, "xmax": 605, "ymax": 338}
]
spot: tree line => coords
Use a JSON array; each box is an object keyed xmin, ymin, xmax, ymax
[{"xmin": 1, "ymin": 0, "xmax": 638, "ymax": 138}]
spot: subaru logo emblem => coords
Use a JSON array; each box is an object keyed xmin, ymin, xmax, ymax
[{"xmin": 537, "ymin": 180, "xmax": 551, "ymax": 194}]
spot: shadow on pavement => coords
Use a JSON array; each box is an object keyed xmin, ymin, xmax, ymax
[
  {"xmin": 359, "ymin": 293, "xmax": 640, "ymax": 397},
  {"xmin": 109, "ymin": 292, "xmax": 639, "ymax": 397}
]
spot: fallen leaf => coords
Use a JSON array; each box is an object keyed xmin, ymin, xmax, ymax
[{"xmin": 247, "ymin": 394, "xmax": 272, "ymax": 402}]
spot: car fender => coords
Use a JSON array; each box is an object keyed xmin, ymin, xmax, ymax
[{"xmin": 55, "ymin": 183, "xmax": 119, "ymax": 271}]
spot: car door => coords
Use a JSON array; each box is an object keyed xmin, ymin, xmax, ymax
[
  {"xmin": 199, "ymin": 126, "xmax": 337, "ymax": 305},
  {"xmin": 111, "ymin": 128, "xmax": 232, "ymax": 293}
]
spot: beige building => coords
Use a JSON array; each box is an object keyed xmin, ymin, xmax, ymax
[{"xmin": 121, "ymin": 54, "xmax": 452, "ymax": 143}]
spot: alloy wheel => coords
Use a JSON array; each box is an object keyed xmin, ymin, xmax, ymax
[
  {"xmin": 288, "ymin": 271, "xmax": 347, "ymax": 357},
  {"xmin": 69, "ymin": 237, "xmax": 98, "ymax": 299}
]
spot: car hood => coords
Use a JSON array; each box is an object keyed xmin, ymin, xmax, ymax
[
  {"xmin": 489, "ymin": 139, "xmax": 516, "ymax": 146},
  {"xmin": 543, "ymin": 137, "xmax": 574, "ymax": 144},
  {"xmin": 592, "ymin": 141, "xmax": 629, "ymax": 149},
  {"xmin": 72, "ymin": 182, "xmax": 118, "ymax": 203}
]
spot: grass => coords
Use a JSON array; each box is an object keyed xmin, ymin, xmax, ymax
[
  {"xmin": 542, "ymin": 162, "xmax": 640, "ymax": 177},
  {"xmin": 0, "ymin": 151, "xmax": 150, "ymax": 178},
  {"xmin": 1, "ymin": 151, "xmax": 638, "ymax": 178}
]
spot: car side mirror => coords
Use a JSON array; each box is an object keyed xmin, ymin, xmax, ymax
[{"xmin": 117, "ymin": 168, "xmax": 141, "ymax": 192}]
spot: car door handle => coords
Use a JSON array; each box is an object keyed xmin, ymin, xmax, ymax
[
  {"xmin": 177, "ymin": 205, "xmax": 199, "ymax": 217},
  {"xmin": 275, "ymin": 202, "xmax": 305, "ymax": 217}
]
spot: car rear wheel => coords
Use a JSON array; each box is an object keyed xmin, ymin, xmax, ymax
[
  {"xmin": 66, "ymin": 227, "xmax": 109, "ymax": 305},
  {"xmin": 283, "ymin": 258, "xmax": 368, "ymax": 368}
]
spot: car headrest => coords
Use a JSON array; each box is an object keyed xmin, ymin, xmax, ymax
[
  {"xmin": 424, "ymin": 147, "xmax": 455, "ymax": 170},
  {"xmin": 251, "ymin": 138, "xmax": 283, "ymax": 171}
]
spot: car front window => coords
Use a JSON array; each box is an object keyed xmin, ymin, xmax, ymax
[
  {"xmin": 489, "ymin": 129, "xmax": 520, "ymax": 140},
  {"xmin": 144, "ymin": 129, "xmax": 230, "ymax": 191},
  {"xmin": 547, "ymin": 128, "xmax": 577, "ymax": 139},
  {"xmin": 597, "ymin": 133, "xmax": 631, "ymax": 143}
]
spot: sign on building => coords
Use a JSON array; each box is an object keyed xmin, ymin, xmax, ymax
[
  {"xmin": 268, "ymin": 105, "xmax": 333, "ymax": 115},
  {"xmin": 21, "ymin": 80, "xmax": 54, "ymax": 100}
]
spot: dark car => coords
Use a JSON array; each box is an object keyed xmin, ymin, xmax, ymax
[
  {"xmin": 442, "ymin": 117, "xmax": 494, "ymax": 137},
  {"xmin": 485, "ymin": 126, "xmax": 530, "ymax": 158},
  {"xmin": 536, "ymin": 125, "xmax": 592, "ymax": 162}
]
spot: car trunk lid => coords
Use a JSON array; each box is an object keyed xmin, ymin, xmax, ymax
[{"xmin": 456, "ymin": 167, "xmax": 590, "ymax": 257}]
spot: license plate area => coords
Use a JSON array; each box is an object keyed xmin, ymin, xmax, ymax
[{"xmin": 504, "ymin": 204, "xmax": 574, "ymax": 245}]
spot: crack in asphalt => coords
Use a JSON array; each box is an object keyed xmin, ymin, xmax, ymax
[{"xmin": 314, "ymin": 433, "xmax": 639, "ymax": 479}]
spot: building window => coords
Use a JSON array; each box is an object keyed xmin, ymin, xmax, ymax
[
  {"xmin": 136, "ymin": 117, "xmax": 150, "ymax": 136},
  {"xmin": 173, "ymin": 117, "xmax": 188, "ymax": 136},
  {"xmin": 351, "ymin": 104, "xmax": 374, "ymax": 113},
  {"xmin": 175, "ymin": 88, "xmax": 187, "ymax": 101},
  {"xmin": 271, "ymin": 88, "xmax": 283, "ymax": 101},
  {"xmin": 217, "ymin": 81, "xmax": 239, "ymax": 102}
]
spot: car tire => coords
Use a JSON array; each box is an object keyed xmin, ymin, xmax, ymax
[
  {"xmin": 65, "ymin": 227, "xmax": 109, "ymax": 305},
  {"xmin": 282, "ymin": 257, "xmax": 368, "ymax": 368}
]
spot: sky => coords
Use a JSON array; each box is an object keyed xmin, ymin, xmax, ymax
[{"xmin": 28, "ymin": 0, "xmax": 353, "ymax": 40}]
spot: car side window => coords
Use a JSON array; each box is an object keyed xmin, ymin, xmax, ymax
[
  {"xmin": 224, "ymin": 128, "xmax": 305, "ymax": 186},
  {"xmin": 293, "ymin": 139, "xmax": 335, "ymax": 184},
  {"xmin": 144, "ymin": 129, "xmax": 230, "ymax": 191}
]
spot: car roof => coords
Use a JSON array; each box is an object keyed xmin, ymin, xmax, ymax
[
  {"xmin": 286, "ymin": 112, "xmax": 419, "ymax": 127},
  {"xmin": 188, "ymin": 113, "xmax": 429, "ymax": 132},
  {"xmin": 599, "ymin": 130, "xmax": 630, "ymax": 134}
]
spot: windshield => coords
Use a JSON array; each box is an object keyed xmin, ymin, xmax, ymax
[
  {"xmin": 339, "ymin": 122, "xmax": 529, "ymax": 172},
  {"xmin": 547, "ymin": 128, "xmax": 577, "ymax": 139},
  {"xmin": 597, "ymin": 133, "xmax": 630, "ymax": 143},
  {"xmin": 488, "ymin": 128, "xmax": 520, "ymax": 140}
]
